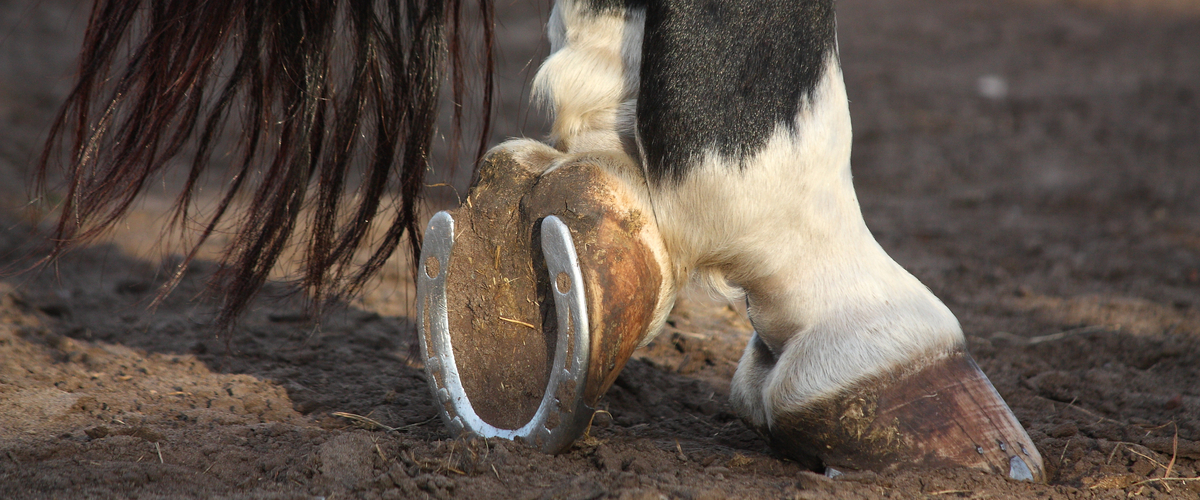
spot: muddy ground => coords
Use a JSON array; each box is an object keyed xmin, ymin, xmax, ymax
[{"xmin": 2, "ymin": 0, "xmax": 1199, "ymax": 498}]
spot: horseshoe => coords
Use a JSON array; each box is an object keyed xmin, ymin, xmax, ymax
[{"xmin": 415, "ymin": 148, "xmax": 670, "ymax": 453}]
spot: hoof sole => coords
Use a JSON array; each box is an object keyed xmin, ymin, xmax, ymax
[
  {"xmin": 416, "ymin": 149, "xmax": 668, "ymax": 454},
  {"xmin": 418, "ymin": 212, "xmax": 592, "ymax": 453}
]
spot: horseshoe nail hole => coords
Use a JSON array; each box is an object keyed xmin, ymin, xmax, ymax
[
  {"xmin": 425, "ymin": 256, "xmax": 440, "ymax": 279},
  {"xmin": 555, "ymin": 272, "xmax": 571, "ymax": 294}
]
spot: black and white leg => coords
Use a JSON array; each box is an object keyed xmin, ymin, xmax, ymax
[{"xmin": 632, "ymin": 0, "xmax": 1044, "ymax": 480}]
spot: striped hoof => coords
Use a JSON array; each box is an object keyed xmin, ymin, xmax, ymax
[
  {"xmin": 761, "ymin": 346, "xmax": 1046, "ymax": 481},
  {"xmin": 417, "ymin": 148, "xmax": 670, "ymax": 453}
]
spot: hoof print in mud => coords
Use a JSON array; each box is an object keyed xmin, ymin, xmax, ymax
[{"xmin": 763, "ymin": 349, "xmax": 1046, "ymax": 482}]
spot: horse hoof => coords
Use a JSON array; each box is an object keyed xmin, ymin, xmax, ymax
[
  {"xmin": 765, "ymin": 348, "xmax": 1046, "ymax": 482},
  {"xmin": 416, "ymin": 149, "xmax": 668, "ymax": 453}
]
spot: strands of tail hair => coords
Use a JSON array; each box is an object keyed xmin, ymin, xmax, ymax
[{"xmin": 37, "ymin": 0, "xmax": 495, "ymax": 331}]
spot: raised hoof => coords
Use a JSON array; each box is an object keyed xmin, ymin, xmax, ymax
[
  {"xmin": 765, "ymin": 348, "xmax": 1046, "ymax": 482},
  {"xmin": 416, "ymin": 149, "xmax": 666, "ymax": 454}
]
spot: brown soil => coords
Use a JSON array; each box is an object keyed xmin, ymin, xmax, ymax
[{"xmin": 2, "ymin": 0, "xmax": 1199, "ymax": 498}]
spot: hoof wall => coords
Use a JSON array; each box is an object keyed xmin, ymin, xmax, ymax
[{"xmin": 765, "ymin": 350, "xmax": 1046, "ymax": 482}]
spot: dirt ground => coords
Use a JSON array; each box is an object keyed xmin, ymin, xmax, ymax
[{"xmin": 2, "ymin": 0, "xmax": 1199, "ymax": 498}]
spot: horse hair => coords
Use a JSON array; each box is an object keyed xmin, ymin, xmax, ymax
[{"xmin": 37, "ymin": 0, "xmax": 494, "ymax": 331}]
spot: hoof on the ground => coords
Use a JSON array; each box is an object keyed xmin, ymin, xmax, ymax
[
  {"xmin": 765, "ymin": 349, "xmax": 1046, "ymax": 482},
  {"xmin": 417, "ymin": 149, "xmax": 667, "ymax": 454}
]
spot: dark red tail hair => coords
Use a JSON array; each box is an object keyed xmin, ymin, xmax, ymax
[{"xmin": 38, "ymin": 0, "xmax": 494, "ymax": 329}]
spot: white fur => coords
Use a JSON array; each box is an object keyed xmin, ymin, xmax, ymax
[
  {"xmin": 729, "ymin": 333, "xmax": 775, "ymax": 430},
  {"xmin": 527, "ymin": 2, "xmax": 964, "ymax": 430},
  {"xmin": 533, "ymin": 2, "xmax": 643, "ymax": 155},
  {"xmin": 647, "ymin": 57, "xmax": 963, "ymax": 428}
]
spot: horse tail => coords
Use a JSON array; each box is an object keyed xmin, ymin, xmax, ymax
[{"xmin": 37, "ymin": 0, "xmax": 494, "ymax": 329}]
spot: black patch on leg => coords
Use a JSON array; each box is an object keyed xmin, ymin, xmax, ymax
[{"xmin": 637, "ymin": 0, "xmax": 836, "ymax": 184}]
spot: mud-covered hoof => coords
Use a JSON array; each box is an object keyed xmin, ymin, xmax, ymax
[
  {"xmin": 765, "ymin": 348, "xmax": 1046, "ymax": 482},
  {"xmin": 418, "ymin": 212, "xmax": 591, "ymax": 452},
  {"xmin": 416, "ymin": 149, "xmax": 668, "ymax": 454}
]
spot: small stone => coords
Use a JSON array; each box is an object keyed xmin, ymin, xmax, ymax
[
  {"xmin": 1164, "ymin": 394, "xmax": 1183, "ymax": 410},
  {"xmin": 976, "ymin": 74, "xmax": 1009, "ymax": 100},
  {"xmin": 798, "ymin": 470, "xmax": 835, "ymax": 491}
]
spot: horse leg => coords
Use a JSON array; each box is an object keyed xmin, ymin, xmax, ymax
[{"xmin": 631, "ymin": 0, "xmax": 1045, "ymax": 480}]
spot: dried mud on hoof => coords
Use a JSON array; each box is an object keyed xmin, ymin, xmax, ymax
[
  {"xmin": 765, "ymin": 349, "xmax": 1046, "ymax": 482},
  {"xmin": 418, "ymin": 149, "xmax": 666, "ymax": 453}
]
